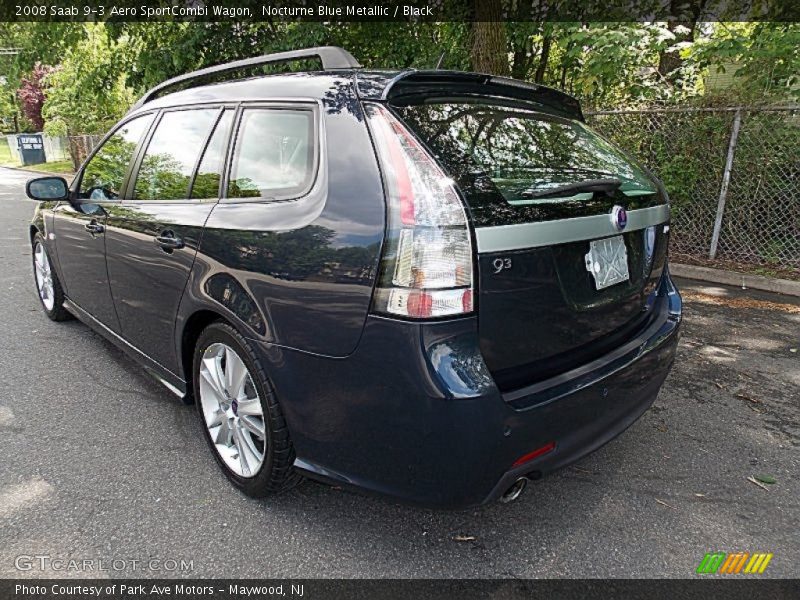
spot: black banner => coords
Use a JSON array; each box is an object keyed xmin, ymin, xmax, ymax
[
  {"xmin": 2, "ymin": 580, "xmax": 800, "ymax": 600},
  {"xmin": 1, "ymin": 0, "xmax": 799, "ymax": 22}
]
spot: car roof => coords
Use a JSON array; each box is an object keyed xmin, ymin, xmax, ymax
[
  {"xmin": 126, "ymin": 45, "xmax": 583, "ymax": 122},
  {"xmin": 129, "ymin": 46, "xmax": 584, "ymax": 121},
  {"xmin": 132, "ymin": 68, "xmax": 584, "ymax": 124}
]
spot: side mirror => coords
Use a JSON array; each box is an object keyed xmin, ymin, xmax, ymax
[{"xmin": 26, "ymin": 176, "xmax": 69, "ymax": 201}]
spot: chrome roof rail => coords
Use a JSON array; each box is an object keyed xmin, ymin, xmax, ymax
[{"xmin": 131, "ymin": 46, "xmax": 361, "ymax": 110}]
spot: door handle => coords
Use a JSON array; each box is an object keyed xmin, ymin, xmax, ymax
[
  {"xmin": 84, "ymin": 221, "xmax": 104, "ymax": 234},
  {"xmin": 154, "ymin": 231, "xmax": 184, "ymax": 252}
]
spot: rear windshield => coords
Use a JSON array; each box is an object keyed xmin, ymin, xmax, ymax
[{"xmin": 396, "ymin": 102, "xmax": 661, "ymax": 225}]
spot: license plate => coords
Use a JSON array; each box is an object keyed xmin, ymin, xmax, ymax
[{"xmin": 584, "ymin": 235, "xmax": 630, "ymax": 290}]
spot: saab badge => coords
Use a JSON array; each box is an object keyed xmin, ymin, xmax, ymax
[{"xmin": 611, "ymin": 205, "xmax": 628, "ymax": 231}]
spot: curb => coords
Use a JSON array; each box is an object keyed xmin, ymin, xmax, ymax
[{"xmin": 671, "ymin": 263, "xmax": 800, "ymax": 298}]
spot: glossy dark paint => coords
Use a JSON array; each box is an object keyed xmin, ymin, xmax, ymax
[
  {"xmin": 253, "ymin": 273, "xmax": 680, "ymax": 508},
  {"xmin": 27, "ymin": 68, "xmax": 682, "ymax": 507},
  {"xmin": 354, "ymin": 70, "xmax": 585, "ymax": 122},
  {"xmin": 51, "ymin": 202, "xmax": 121, "ymax": 331},
  {"xmin": 40, "ymin": 74, "xmax": 384, "ymax": 385},
  {"xmin": 479, "ymin": 226, "xmax": 670, "ymax": 391},
  {"xmin": 182, "ymin": 92, "xmax": 385, "ymax": 358},
  {"xmin": 105, "ymin": 201, "xmax": 215, "ymax": 372}
]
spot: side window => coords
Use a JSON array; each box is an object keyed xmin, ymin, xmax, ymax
[
  {"xmin": 133, "ymin": 108, "xmax": 219, "ymax": 201},
  {"xmin": 190, "ymin": 110, "xmax": 233, "ymax": 199},
  {"xmin": 79, "ymin": 113, "xmax": 155, "ymax": 200},
  {"xmin": 227, "ymin": 109, "xmax": 314, "ymax": 200}
]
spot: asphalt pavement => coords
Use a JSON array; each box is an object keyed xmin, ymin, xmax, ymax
[{"xmin": 0, "ymin": 166, "xmax": 798, "ymax": 578}]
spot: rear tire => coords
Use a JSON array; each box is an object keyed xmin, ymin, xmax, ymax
[
  {"xmin": 32, "ymin": 234, "xmax": 71, "ymax": 322},
  {"xmin": 193, "ymin": 321, "xmax": 301, "ymax": 497}
]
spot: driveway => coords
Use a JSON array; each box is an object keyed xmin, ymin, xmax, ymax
[{"xmin": 0, "ymin": 166, "xmax": 797, "ymax": 578}]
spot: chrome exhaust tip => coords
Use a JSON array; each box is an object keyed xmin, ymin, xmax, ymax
[{"xmin": 500, "ymin": 477, "xmax": 527, "ymax": 503}]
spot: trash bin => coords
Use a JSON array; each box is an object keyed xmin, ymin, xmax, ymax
[{"xmin": 17, "ymin": 134, "xmax": 46, "ymax": 166}]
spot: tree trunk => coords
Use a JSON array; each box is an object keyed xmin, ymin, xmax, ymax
[
  {"xmin": 657, "ymin": 0, "xmax": 706, "ymax": 83},
  {"xmin": 657, "ymin": 21, "xmax": 696, "ymax": 79},
  {"xmin": 470, "ymin": 0, "xmax": 509, "ymax": 76},
  {"xmin": 533, "ymin": 34, "xmax": 552, "ymax": 83},
  {"xmin": 511, "ymin": 45, "xmax": 529, "ymax": 80}
]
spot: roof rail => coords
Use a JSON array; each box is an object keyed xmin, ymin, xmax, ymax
[{"xmin": 131, "ymin": 46, "xmax": 361, "ymax": 110}]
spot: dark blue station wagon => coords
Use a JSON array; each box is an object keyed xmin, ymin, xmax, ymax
[{"xmin": 27, "ymin": 47, "xmax": 681, "ymax": 508}]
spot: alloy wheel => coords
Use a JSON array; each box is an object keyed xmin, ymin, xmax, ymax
[
  {"xmin": 34, "ymin": 242, "xmax": 55, "ymax": 311},
  {"xmin": 198, "ymin": 342, "xmax": 266, "ymax": 478}
]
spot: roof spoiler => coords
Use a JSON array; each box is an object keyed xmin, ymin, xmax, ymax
[
  {"xmin": 356, "ymin": 70, "xmax": 584, "ymax": 122},
  {"xmin": 130, "ymin": 46, "xmax": 361, "ymax": 111}
]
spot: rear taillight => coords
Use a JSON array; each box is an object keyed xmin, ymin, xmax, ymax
[{"xmin": 365, "ymin": 103, "xmax": 473, "ymax": 319}]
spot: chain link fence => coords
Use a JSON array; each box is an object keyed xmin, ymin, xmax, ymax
[{"xmin": 586, "ymin": 106, "xmax": 800, "ymax": 276}]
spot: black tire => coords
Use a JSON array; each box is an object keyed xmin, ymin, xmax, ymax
[
  {"xmin": 31, "ymin": 234, "xmax": 71, "ymax": 322},
  {"xmin": 193, "ymin": 321, "xmax": 301, "ymax": 497}
]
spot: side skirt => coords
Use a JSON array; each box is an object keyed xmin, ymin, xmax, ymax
[{"xmin": 63, "ymin": 298, "xmax": 188, "ymax": 399}]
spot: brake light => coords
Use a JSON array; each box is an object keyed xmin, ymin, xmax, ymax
[{"xmin": 365, "ymin": 103, "xmax": 474, "ymax": 319}]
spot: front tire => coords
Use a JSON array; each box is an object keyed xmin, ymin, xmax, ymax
[
  {"xmin": 32, "ymin": 234, "xmax": 71, "ymax": 322},
  {"xmin": 193, "ymin": 322, "xmax": 301, "ymax": 497}
]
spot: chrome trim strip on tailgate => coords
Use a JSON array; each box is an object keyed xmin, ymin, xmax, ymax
[{"xmin": 475, "ymin": 204, "xmax": 670, "ymax": 253}]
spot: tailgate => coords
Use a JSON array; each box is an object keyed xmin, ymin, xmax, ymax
[{"xmin": 395, "ymin": 100, "xmax": 671, "ymax": 391}]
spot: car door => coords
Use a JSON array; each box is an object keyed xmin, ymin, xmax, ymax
[
  {"xmin": 104, "ymin": 106, "xmax": 234, "ymax": 374},
  {"xmin": 53, "ymin": 113, "xmax": 156, "ymax": 331}
]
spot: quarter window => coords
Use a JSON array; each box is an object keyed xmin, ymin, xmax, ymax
[
  {"xmin": 227, "ymin": 109, "xmax": 314, "ymax": 200},
  {"xmin": 134, "ymin": 108, "xmax": 219, "ymax": 201},
  {"xmin": 79, "ymin": 113, "xmax": 155, "ymax": 201}
]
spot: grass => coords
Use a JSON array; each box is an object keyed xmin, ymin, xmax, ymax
[{"xmin": 38, "ymin": 159, "xmax": 75, "ymax": 174}]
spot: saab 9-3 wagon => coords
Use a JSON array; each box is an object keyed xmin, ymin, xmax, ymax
[{"xmin": 26, "ymin": 47, "xmax": 681, "ymax": 507}]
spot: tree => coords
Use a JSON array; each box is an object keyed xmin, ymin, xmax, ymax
[
  {"xmin": 16, "ymin": 63, "xmax": 52, "ymax": 131},
  {"xmin": 657, "ymin": 0, "xmax": 708, "ymax": 87},
  {"xmin": 41, "ymin": 24, "xmax": 134, "ymax": 137},
  {"xmin": 688, "ymin": 22, "xmax": 800, "ymax": 102},
  {"xmin": 0, "ymin": 23, "xmax": 85, "ymax": 131},
  {"xmin": 470, "ymin": 0, "xmax": 509, "ymax": 75}
]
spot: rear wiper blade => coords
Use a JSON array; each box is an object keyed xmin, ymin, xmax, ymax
[{"xmin": 521, "ymin": 178, "xmax": 622, "ymax": 199}]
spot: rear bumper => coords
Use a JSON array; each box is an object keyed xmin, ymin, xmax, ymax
[{"xmin": 253, "ymin": 272, "xmax": 681, "ymax": 508}]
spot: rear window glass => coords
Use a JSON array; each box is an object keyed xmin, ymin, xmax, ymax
[
  {"xmin": 227, "ymin": 109, "xmax": 314, "ymax": 200},
  {"xmin": 397, "ymin": 102, "xmax": 660, "ymax": 224}
]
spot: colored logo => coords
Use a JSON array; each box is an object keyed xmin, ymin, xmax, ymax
[
  {"xmin": 696, "ymin": 552, "xmax": 773, "ymax": 574},
  {"xmin": 611, "ymin": 205, "xmax": 628, "ymax": 230}
]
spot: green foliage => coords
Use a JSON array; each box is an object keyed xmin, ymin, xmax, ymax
[
  {"xmin": 41, "ymin": 24, "xmax": 133, "ymax": 136},
  {"xmin": 2, "ymin": 20, "xmax": 797, "ymax": 136},
  {"xmin": 689, "ymin": 23, "xmax": 800, "ymax": 103},
  {"xmin": 108, "ymin": 21, "xmax": 469, "ymax": 93},
  {"xmin": 0, "ymin": 23, "xmax": 87, "ymax": 130}
]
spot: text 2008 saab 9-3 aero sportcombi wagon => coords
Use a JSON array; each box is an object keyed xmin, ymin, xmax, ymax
[{"xmin": 26, "ymin": 47, "xmax": 681, "ymax": 508}]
